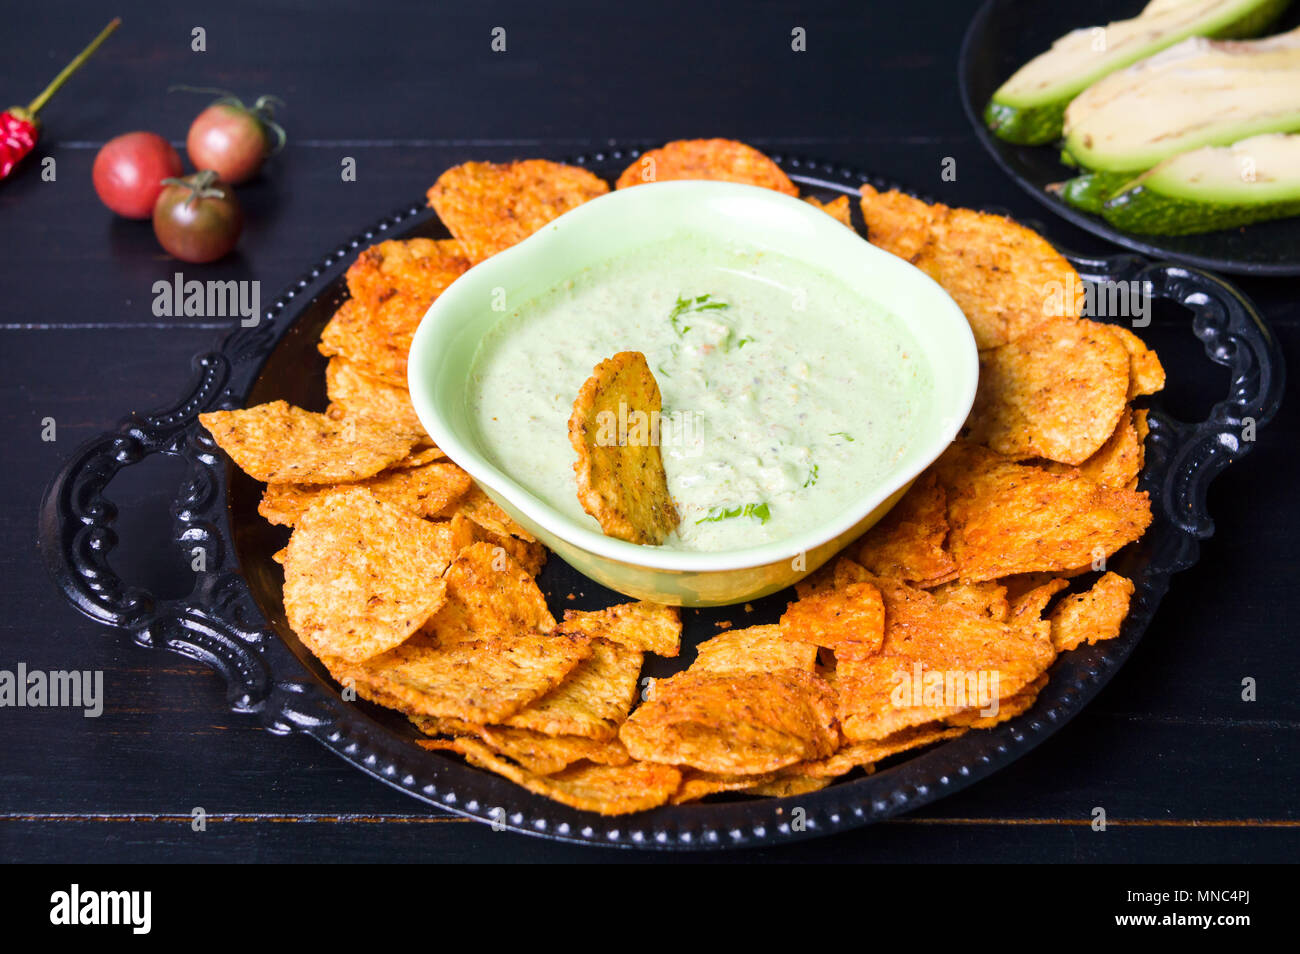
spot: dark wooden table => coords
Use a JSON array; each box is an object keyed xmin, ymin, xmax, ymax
[{"xmin": 2, "ymin": 0, "xmax": 1296, "ymax": 863}]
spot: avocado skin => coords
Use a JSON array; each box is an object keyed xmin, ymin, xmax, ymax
[
  {"xmin": 1058, "ymin": 171, "xmax": 1139, "ymax": 214},
  {"xmin": 984, "ymin": 99, "xmax": 1067, "ymax": 147},
  {"xmin": 985, "ymin": 0, "xmax": 1294, "ymax": 148},
  {"xmin": 1102, "ymin": 185, "xmax": 1300, "ymax": 235}
]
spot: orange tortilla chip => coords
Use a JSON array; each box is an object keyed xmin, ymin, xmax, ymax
[
  {"xmin": 616, "ymin": 139, "xmax": 798, "ymax": 196},
  {"xmin": 620, "ymin": 669, "xmax": 838, "ymax": 774},
  {"xmin": 200, "ymin": 401, "xmax": 418, "ymax": 484},
  {"xmin": 421, "ymin": 737, "xmax": 680, "ymax": 815},
  {"xmin": 805, "ymin": 195, "xmax": 853, "ymax": 227},
  {"xmin": 426, "ymin": 160, "xmax": 609, "ymax": 263},
  {"xmin": 780, "ymin": 582, "xmax": 886, "ymax": 655},
  {"xmin": 836, "ymin": 574, "xmax": 1057, "ymax": 741},
  {"xmin": 568, "ymin": 351, "xmax": 679, "ymax": 544},
  {"xmin": 504, "ymin": 639, "xmax": 644, "ymax": 741},
  {"xmin": 1049, "ymin": 572, "xmax": 1135, "ymax": 652},
  {"xmin": 672, "ymin": 769, "xmax": 780, "ymax": 804},
  {"xmin": 441, "ymin": 484, "xmax": 535, "ymax": 542},
  {"xmin": 854, "ymin": 473, "xmax": 958, "ymax": 585},
  {"xmin": 282, "ymin": 489, "xmax": 455, "ymax": 663},
  {"xmin": 344, "ymin": 237, "xmax": 470, "ymax": 309},
  {"xmin": 424, "ymin": 541, "xmax": 555, "ymax": 647},
  {"xmin": 860, "ymin": 185, "xmax": 1084, "ymax": 349},
  {"xmin": 341, "ymin": 630, "xmax": 592, "ymax": 723},
  {"xmin": 325, "ymin": 357, "xmax": 428, "ymax": 437},
  {"xmin": 1044, "ymin": 406, "xmax": 1146, "ymax": 490},
  {"xmin": 790, "ymin": 724, "xmax": 968, "ymax": 779},
  {"xmin": 1111, "ymin": 325, "xmax": 1166, "ymax": 398},
  {"xmin": 928, "ymin": 580, "xmax": 1010, "ymax": 622},
  {"xmin": 934, "ymin": 441, "xmax": 1152, "ymax": 583},
  {"xmin": 259, "ymin": 461, "xmax": 473, "ymax": 527},
  {"xmin": 317, "ymin": 294, "xmax": 428, "ymax": 388},
  {"xmin": 413, "ymin": 719, "xmax": 629, "ymax": 775},
  {"xmin": 561, "ymin": 601, "xmax": 681, "ymax": 657},
  {"xmin": 693, "ymin": 624, "xmax": 819, "ymax": 675},
  {"xmin": 966, "ymin": 319, "xmax": 1130, "ymax": 465},
  {"xmin": 948, "ymin": 673, "xmax": 1048, "ymax": 728}
]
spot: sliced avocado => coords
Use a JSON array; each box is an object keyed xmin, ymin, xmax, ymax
[
  {"xmin": 1102, "ymin": 133, "xmax": 1300, "ymax": 234},
  {"xmin": 1056, "ymin": 170, "xmax": 1138, "ymax": 214},
  {"xmin": 1064, "ymin": 27, "xmax": 1300, "ymax": 171},
  {"xmin": 985, "ymin": 0, "xmax": 1292, "ymax": 146}
]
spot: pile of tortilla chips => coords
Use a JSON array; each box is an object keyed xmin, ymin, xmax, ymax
[{"xmin": 198, "ymin": 139, "xmax": 1163, "ymax": 815}]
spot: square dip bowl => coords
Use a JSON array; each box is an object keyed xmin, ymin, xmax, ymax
[{"xmin": 408, "ymin": 181, "xmax": 977, "ymax": 606}]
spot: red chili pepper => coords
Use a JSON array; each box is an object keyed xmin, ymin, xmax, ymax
[{"xmin": 1, "ymin": 18, "xmax": 120, "ymax": 181}]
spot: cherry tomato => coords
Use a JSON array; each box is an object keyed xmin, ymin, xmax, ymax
[
  {"xmin": 185, "ymin": 94, "xmax": 285, "ymax": 184},
  {"xmin": 152, "ymin": 171, "xmax": 242, "ymax": 263},
  {"xmin": 92, "ymin": 131, "xmax": 183, "ymax": 219}
]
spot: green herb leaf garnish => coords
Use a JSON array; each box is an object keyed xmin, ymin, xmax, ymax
[
  {"xmin": 830, "ymin": 431, "xmax": 855, "ymax": 442},
  {"xmin": 803, "ymin": 463, "xmax": 819, "ymax": 488},
  {"xmin": 668, "ymin": 293, "xmax": 730, "ymax": 337},
  {"xmin": 695, "ymin": 502, "xmax": 771, "ymax": 525}
]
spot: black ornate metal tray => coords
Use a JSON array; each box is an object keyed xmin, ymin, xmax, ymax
[
  {"xmin": 39, "ymin": 152, "xmax": 1285, "ymax": 849},
  {"xmin": 959, "ymin": 0, "xmax": 1300, "ymax": 277}
]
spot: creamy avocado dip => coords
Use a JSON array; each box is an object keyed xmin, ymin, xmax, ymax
[{"xmin": 467, "ymin": 235, "xmax": 931, "ymax": 552}]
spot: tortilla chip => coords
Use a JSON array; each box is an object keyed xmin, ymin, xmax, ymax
[
  {"xmin": 421, "ymin": 737, "xmax": 680, "ymax": 815},
  {"xmin": 790, "ymin": 724, "xmax": 968, "ymax": 779},
  {"xmin": 620, "ymin": 669, "xmax": 838, "ymax": 774},
  {"xmin": 966, "ymin": 319, "xmax": 1130, "ymax": 465},
  {"xmin": 560, "ymin": 602, "xmax": 681, "ymax": 657},
  {"xmin": 504, "ymin": 639, "xmax": 644, "ymax": 741},
  {"xmin": 860, "ymin": 185, "xmax": 1084, "ymax": 349},
  {"xmin": 568, "ymin": 351, "xmax": 679, "ymax": 544},
  {"xmin": 317, "ymin": 294, "xmax": 427, "ymax": 388},
  {"xmin": 805, "ymin": 195, "xmax": 853, "ymax": 227},
  {"xmin": 795, "ymin": 555, "xmax": 873, "ymax": 599},
  {"xmin": 854, "ymin": 473, "xmax": 958, "ymax": 585},
  {"xmin": 200, "ymin": 400, "xmax": 418, "ymax": 484},
  {"xmin": 929, "ymin": 580, "xmax": 1010, "ymax": 622},
  {"xmin": 282, "ymin": 489, "xmax": 456, "ymax": 663},
  {"xmin": 779, "ymin": 582, "xmax": 886, "ymax": 655},
  {"xmin": 342, "ymin": 630, "xmax": 592, "ymax": 723},
  {"xmin": 1111, "ymin": 325, "xmax": 1166, "ymax": 398},
  {"xmin": 344, "ymin": 237, "xmax": 470, "ymax": 309},
  {"xmin": 672, "ymin": 769, "xmax": 780, "ymax": 804},
  {"xmin": 271, "ymin": 546, "xmax": 287, "ymax": 565},
  {"xmin": 1049, "ymin": 572, "xmax": 1135, "ymax": 652},
  {"xmin": 424, "ymin": 541, "xmax": 555, "ymax": 646},
  {"xmin": 441, "ymin": 484, "xmax": 535, "ymax": 542},
  {"xmin": 413, "ymin": 719, "xmax": 628, "ymax": 774},
  {"xmin": 1044, "ymin": 406, "xmax": 1145, "ymax": 490},
  {"xmin": 836, "ymin": 574, "xmax": 1057, "ymax": 741},
  {"xmin": 745, "ymin": 775, "xmax": 832, "ymax": 797},
  {"xmin": 934, "ymin": 442, "xmax": 1152, "ymax": 583},
  {"xmin": 259, "ymin": 461, "xmax": 473, "ymax": 527},
  {"xmin": 426, "ymin": 160, "xmax": 609, "ymax": 263},
  {"xmin": 693, "ymin": 624, "xmax": 819, "ymax": 674},
  {"xmin": 948, "ymin": 673, "xmax": 1048, "ymax": 728},
  {"xmin": 616, "ymin": 139, "xmax": 798, "ymax": 196},
  {"xmin": 325, "ymin": 357, "xmax": 428, "ymax": 436},
  {"xmin": 392, "ymin": 445, "xmax": 447, "ymax": 468}
]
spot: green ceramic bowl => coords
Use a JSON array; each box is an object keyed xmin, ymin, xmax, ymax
[{"xmin": 408, "ymin": 181, "xmax": 976, "ymax": 606}]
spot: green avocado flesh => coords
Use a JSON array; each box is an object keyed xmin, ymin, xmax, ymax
[
  {"xmin": 1102, "ymin": 133, "xmax": 1300, "ymax": 234},
  {"xmin": 986, "ymin": 0, "xmax": 1291, "ymax": 146},
  {"xmin": 1063, "ymin": 27, "xmax": 1300, "ymax": 172}
]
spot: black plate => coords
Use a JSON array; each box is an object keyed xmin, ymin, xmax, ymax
[
  {"xmin": 959, "ymin": 0, "xmax": 1300, "ymax": 276},
  {"xmin": 39, "ymin": 152, "xmax": 1285, "ymax": 849}
]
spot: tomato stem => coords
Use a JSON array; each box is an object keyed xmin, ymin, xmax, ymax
[{"xmin": 27, "ymin": 18, "xmax": 121, "ymax": 116}]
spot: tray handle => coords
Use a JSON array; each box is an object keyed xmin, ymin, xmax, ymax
[{"xmin": 37, "ymin": 352, "xmax": 329, "ymax": 729}]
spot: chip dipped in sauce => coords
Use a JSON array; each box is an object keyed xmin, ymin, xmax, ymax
[{"xmin": 468, "ymin": 234, "xmax": 933, "ymax": 552}]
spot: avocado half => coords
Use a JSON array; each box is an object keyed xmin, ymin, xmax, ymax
[
  {"xmin": 1101, "ymin": 133, "xmax": 1300, "ymax": 234},
  {"xmin": 984, "ymin": 0, "xmax": 1292, "ymax": 146}
]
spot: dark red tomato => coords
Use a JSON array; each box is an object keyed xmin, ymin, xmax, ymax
[
  {"xmin": 92, "ymin": 131, "xmax": 183, "ymax": 219},
  {"xmin": 152, "ymin": 171, "xmax": 242, "ymax": 263},
  {"xmin": 185, "ymin": 96, "xmax": 284, "ymax": 184}
]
